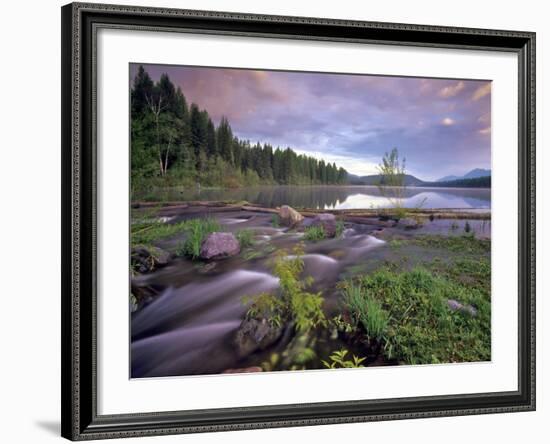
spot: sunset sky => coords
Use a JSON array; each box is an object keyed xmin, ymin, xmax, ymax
[{"xmin": 130, "ymin": 64, "xmax": 491, "ymax": 181}]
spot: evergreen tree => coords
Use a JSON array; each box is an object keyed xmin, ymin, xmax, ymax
[
  {"xmin": 130, "ymin": 66, "xmax": 348, "ymax": 189},
  {"xmin": 217, "ymin": 116, "xmax": 234, "ymax": 165},
  {"xmin": 206, "ymin": 118, "xmax": 217, "ymax": 157},
  {"xmin": 131, "ymin": 65, "xmax": 154, "ymax": 115},
  {"xmin": 189, "ymin": 104, "xmax": 207, "ymax": 170}
]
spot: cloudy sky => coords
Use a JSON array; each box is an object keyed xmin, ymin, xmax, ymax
[{"xmin": 130, "ymin": 64, "xmax": 491, "ymax": 181}]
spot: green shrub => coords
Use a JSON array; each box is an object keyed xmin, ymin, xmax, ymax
[
  {"xmin": 236, "ymin": 229, "xmax": 254, "ymax": 248},
  {"xmin": 304, "ymin": 225, "xmax": 326, "ymax": 242},
  {"xmin": 322, "ymin": 349, "xmax": 366, "ymax": 369},
  {"xmin": 245, "ymin": 244, "xmax": 326, "ymax": 332},
  {"xmin": 331, "ymin": 314, "xmax": 355, "ymax": 334}
]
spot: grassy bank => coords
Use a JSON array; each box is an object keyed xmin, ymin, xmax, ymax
[{"xmin": 343, "ymin": 259, "xmax": 490, "ymax": 365}]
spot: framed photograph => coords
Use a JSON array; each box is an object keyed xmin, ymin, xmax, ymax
[{"xmin": 61, "ymin": 2, "xmax": 536, "ymax": 440}]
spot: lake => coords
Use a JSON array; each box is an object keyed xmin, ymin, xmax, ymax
[{"xmin": 137, "ymin": 185, "xmax": 491, "ymax": 210}]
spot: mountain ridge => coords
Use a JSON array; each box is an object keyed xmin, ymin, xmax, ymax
[
  {"xmin": 348, "ymin": 169, "xmax": 491, "ymax": 188},
  {"xmin": 437, "ymin": 168, "xmax": 491, "ymax": 183}
]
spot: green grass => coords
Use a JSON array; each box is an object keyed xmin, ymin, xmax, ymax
[
  {"xmin": 431, "ymin": 256, "xmax": 491, "ymax": 294},
  {"xmin": 397, "ymin": 234, "xmax": 490, "ymax": 254},
  {"xmin": 177, "ymin": 217, "xmax": 221, "ymax": 259},
  {"xmin": 242, "ymin": 243, "xmax": 276, "ymax": 261},
  {"xmin": 271, "ymin": 214, "xmax": 280, "ymax": 227},
  {"xmin": 304, "ymin": 225, "xmax": 326, "ymax": 242},
  {"xmin": 131, "ymin": 220, "xmax": 192, "ymax": 246},
  {"xmin": 236, "ymin": 229, "xmax": 254, "ymax": 248},
  {"xmin": 342, "ymin": 282, "xmax": 388, "ymax": 340},
  {"xmin": 335, "ymin": 220, "xmax": 345, "ymax": 237},
  {"xmin": 346, "ymin": 265, "xmax": 490, "ymax": 365},
  {"xmin": 388, "ymin": 238, "xmax": 407, "ymax": 249}
]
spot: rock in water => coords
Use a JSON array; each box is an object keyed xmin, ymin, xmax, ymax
[
  {"xmin": 311, "ymin": 213, "xmax": 337, "ymax": 237},
  {"xmin": 279, "ymin": 205, "xmax": 304, "ymax": 227},
  {"xmin": 200, "ymin": 232, "xmax": 240, "ymax": 260},
  {"xmin": 131, "ymin": 245, "xmax": 173, "ymax": 273},
  {"xmin": 233, "ymin": 318, "xmax": 282, "ymax": 358}
]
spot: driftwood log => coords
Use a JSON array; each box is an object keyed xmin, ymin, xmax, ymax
[{"xmin": 132, "ymin": 201, "xmax": 491, "ymax": 221}]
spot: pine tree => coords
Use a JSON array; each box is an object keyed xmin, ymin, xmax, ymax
[
  {"xmin": 217, "ymin": 116, "xmax": 234, "ymax": 165},
  {"xmin": 131, "ymin": 65, "xmax": 154, "ymax": 115},
  {"xmin": 130, "ymin": 66, "xmax": 348, "ymax": 188}
]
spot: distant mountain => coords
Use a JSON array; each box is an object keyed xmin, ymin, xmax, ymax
[
  {"xmin": 425, "ymin": 175, "xmax": 491, "ymax": 188},
  {"xmin": 347, "ymin": 170, "xmax": 490, "ymax": 188},
  {"xmin": 437, "ymin": 168, "xmax": 491, "ymax": 182},
  {"xmin": 463, "ymin": 168, "xmax": 491, "ymax": 179},
  {"xmin": 438, "ymin": 175, "xmax": 459, "ymax": 182}
]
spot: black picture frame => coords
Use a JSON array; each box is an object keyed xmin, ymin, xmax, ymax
[{"xmin": 61, "ymin": 2, "xmax": 536, "ymax": 440}]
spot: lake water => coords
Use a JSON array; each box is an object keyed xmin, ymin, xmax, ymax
[{"xmin": 139, "ymin": 185, "xmax": 491, "ymax": 210}]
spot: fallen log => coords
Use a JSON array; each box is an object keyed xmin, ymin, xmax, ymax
[
  {"xmin": 241, "ymin": 205, "xmax": 279, "ymax": 214},
  {"xmin": 133, "ymin": 200, "xmax": 249, "ymax": 208},
  {"xmin": 158, "ymin": 205, "xmax": 242, "ymax": 217},
  {"xmin": 133, "ymin": 200, "xmax": 491, "ymax": 221}
]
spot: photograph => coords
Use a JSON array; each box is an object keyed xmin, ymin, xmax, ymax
[
  {"xmin": 129, "ymin": 64, "xmax": 492, "ymax": 378},
  {"xmin": 56, "ymin": 2, "xmax": 536, "ymax": 440}
]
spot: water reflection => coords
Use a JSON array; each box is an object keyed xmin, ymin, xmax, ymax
[{"xmin": 138, "ymin": 185, "xmax": 491, "ymax": 210}]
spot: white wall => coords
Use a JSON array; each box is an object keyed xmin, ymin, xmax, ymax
[{"xmin": 0, "ymin": 0, "xmax": 545, "ymax": 443}]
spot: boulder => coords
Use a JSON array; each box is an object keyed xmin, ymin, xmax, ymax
[
  {"xmin": 131, "ymin": 245, "xmax": 173, "ymax": 273},
  {"xmin": 311, "ymin": 213, "xmax": 337, "ymax": 237},
  {"xmin": 199, "ymin": 232, "xmax": 240, "ymax": 260},
  {"xmin": 447, "ymin": 299, "xmax": 478, "ymax": 317},
  {"xmin": 233, "ymin": 318, "xmax": 283, "ymax": 358},
  {"xmin": 278, "ymin": 205, "xmax": 304, "ymax": 227}
]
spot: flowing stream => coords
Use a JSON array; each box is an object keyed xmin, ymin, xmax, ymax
[{"xmin": 130, "ymin": 211, "xmax": 392, "ymax": 378}]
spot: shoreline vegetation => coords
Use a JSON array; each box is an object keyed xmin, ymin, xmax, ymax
[{"xmin": 129, "ymin": 67, "xmax": 491, "ymax": 378}]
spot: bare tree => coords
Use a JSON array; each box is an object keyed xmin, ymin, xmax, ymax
[
  {"xmin": 146, "ymin": 93, "xmax": 169, "ymax": 176},
  {"xmin": 377, "ymin": 147, "xmax": 407, "ymax": 214}
]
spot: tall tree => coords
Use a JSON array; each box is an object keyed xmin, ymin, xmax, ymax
[
  {"xmin": 131, "ymin": 65, "xmax": 154, "ymax": 115},
  {"xmin": 206, "ymin": 118, "xmax": 217, "ymax": 157},
  {"xmin": 189, "ymin": 104, "xmax": 208, "ymax": 170},
  {"xmin": 217, "ymin": 116, "xmax": 234, "ymax": 165}
]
